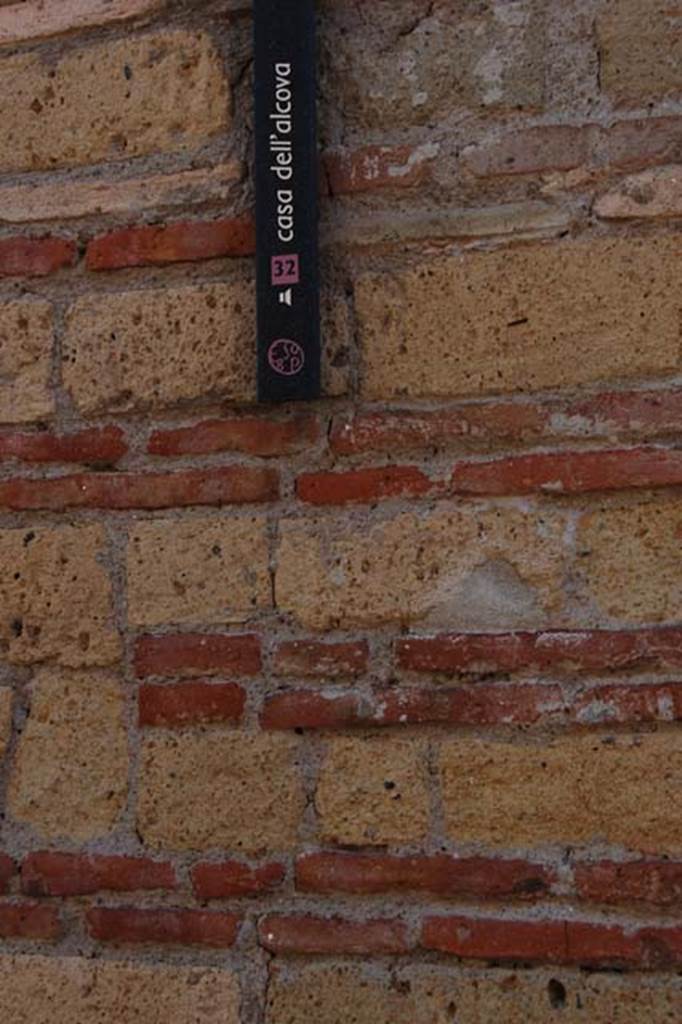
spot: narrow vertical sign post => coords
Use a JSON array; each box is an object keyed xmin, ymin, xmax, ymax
[{"xmin": 253, "ymin": 0, "xmax": 320, "ymax": 402}]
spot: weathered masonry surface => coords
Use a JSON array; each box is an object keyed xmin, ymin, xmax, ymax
[{"xmin": 0, "ymin": 0, "xmax": 680, "ymax": 1020}]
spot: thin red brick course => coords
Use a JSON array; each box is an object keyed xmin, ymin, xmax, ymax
[
  {"xmin": 138, "ymin": 681, "xmax": 246, "ymax": 727},
  {"xmin": 296, "ymin": 853, "xmax": 556, "ymax": 900},
  {"xmin": 148, "ymin": 414, "xmax": 319, "ymax": 458},
  {"xmin": 297, "ymin": 465, "xmax": 437, "ymax": 504},
  {"xmin": 451, "ymin": 447, "xmax": 682, "ymax": 496},
  {"xmin": 573, "ymin": 682, "xmax": 682, "ymax": 726},
  {"xmin": 0, "ymin": 427, "xmax": 127, "ymax": 464},
  {"xmin": 0, "ymin": 0, "xmax": 163, "ymax": 46},
  {"xmin": 87, "ymin": 217, "xmax": 255, "ymax": 270},
  {"xmin": 261, "ymin": 691, "xmax": 363, "ymax": 730},
  {"xmin": 86, "ymin": 907, "xmax": 240, "ymax": 948},
  {"xmin": 374, "ymin": 683, "xmax": 565, "ymax": 726},
  {"xmin": 0, "ymin": 467, "xmax": 278, "ymax": 511},
  {"xmin": 397, "ymin": 628, "xmax": 682, "ymax": 676},
  {"xmin": 262, "ymin": 684, "xmax": 566, "ymax": 729},
  {"xmin": 565, "ymin": 388, "xmax": 682, "ymax": 438},
  {"xmin": 422, "ymin": 915, "xmax": 682, "ymax": 968},
  {"xmin": 462, "ymin": 117, "xmax": 682, "ymax": 179},
  {"xmin": 21, "ymin": 852, "xmax": 175, "ymax": 898},
  {"xmin": 192, "ymin": 861, "xmax": 285, "ymax": 900},
  {"xmin": 324, "ymin": 144, "xmax": 433, "ymax": 194},
  {"xmin": 330, "ymin": 405, "xmax": 549, "ymax": 455},
  {"xmin": 575, "ymin": 861, "xmax": 682, "ymax": 908},
  {"xmin": 134, "ymin": 634, "xmax": 262, "ymax": 679},
  {"xmin": 422, "ymin": 915, "xmax": 567, "ymax": 963},
  {"xmin": 0, "ymin": 903, "xmax": 61, "ymax": 941},
  {"xmin": 0, "ymin": 854, "xmax": 15, "ymax": 894},
  {"xmin": 463, "ymin": 124, "xmax": 591, "ymax": 177},
  {"xmin": 330, "ymin": 390, "xmax": 682, "ymax": 455},
  {"xmin": 272, "ymin": 640, "xmax": 369, "ymax": 678},
  {"xmin": 0, "ymin": 236, "xmax": 75, "ymax": 277},
  {"xmin": 604, "ymin": 117, "xmax": 682, "ymax": 172}
]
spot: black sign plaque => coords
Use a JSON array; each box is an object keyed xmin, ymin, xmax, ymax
[{"xmin": 253, "ymin": 0, "xmax": 320, "ymax": 403}]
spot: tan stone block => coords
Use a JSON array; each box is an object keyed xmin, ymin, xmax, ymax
[
  {"xmin": 0, "ymin": 300, "xmax": 53, "ymax": 424},
  {"xmin": 356, "ymin": 236, "xmax": 681, "ymax": 399},
  {"xmin": 0, "ymin": 31, "xmax": 228, "ymax": 173},
  {"xmin": 127, "ymin": 515, "xmax": 270, "ymax": 627},
  {"xmin": 0, "ymin": 163, "xmax": 242, "ymax": 224},
  {"xmin": 138, "ymin": 731, "xmax": 304, "ymax": 852},
  {"xmin": 598, "ymin": 0, "xmax": 682, "ymax": 105},
  {"xmin": 8, "ymin": 669, "xmax": 128, "ymax": 840},
  {"xmin": 316, "ymin": 737, "xmax": 429, "ymax": 845},
  {"xmin": 64, "ymin": 284, "xmax": 349, "ymax": 415},
  {"xmin": 321, "ymin": 295, "xmax": 351, "ymax": 397},
  {"xmin": 595, "ymin": 166, "xmax": 682, "ymax": 220},
  {"xmin": 266, "ymin": 964, "xmax": 682, "ymax": 1024},
  {"xmin": 276, "ymin": 505, "xmax": 567, "ymax": 631},
  {"xmin": 319, "ymin": 1, "xmax": 545, "ymax": 132},
  {"xmin": 266, "ymin": 964, "xmax": 418, "ymax": 1024},
  {"xmin": 408, "ymin": 966, "xmax": 682, "ymax": 1022},
  {"xmin": 0, "ymin": 953, "xmax": 238, "ymax": 1024},
  {"xmin": 0, "ymin": 525, "xmax": 119, "ymax": 667},
  {"xmin": 64, "ymin": 282, "xmax": 254, "ymax": 414},
  {"xmin": 0, "ymin": 687, "xmax": 11, "ymax": 760},
  {"xmin": 440, "ymin": 730, "xmax": 682, "ymax": 854},
  {"xmin": 577, "ymin": 500, "xmax": 682, "ymax": 624}
]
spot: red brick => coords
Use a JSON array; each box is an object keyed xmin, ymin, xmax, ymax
[
  {"xmin": 0, "ymin": 0, "xmax": 164, "ymax": 47},
  {"xmin": 397, "ymin": 628, "xmax": 682, "ymax": 676},
  {"xmin": 0, "ymin": 466, "xmax": 278, "ymax": 511},
  {"xmin": 422, "ymin": 915, "xmax": 682, "ymax": 969},
  {"xmin": 134, "ymin": 634, "xmax": 261, "ymax": 679},
  {"xmin": 0, "ymin": 854, "xmax": 15, "ymax": 894},
  {"xmin": 567, "ymin": 922, "xmax": 682, "ymax": 970},
  {"xmin": 261, "ymin": 691, "xmax": 363, "ymax": 730},
  {"xmin": 273, "ymin": 640, "xmax": 369, "ymax": 678},
  {"xmin": 374, "ymin": 683, "xmax": 565, "ymax": 726},
  {"xmin": 258, "ymin": 915, "xmax": 409, "ymax": 955},
  {"xmin": 575, "ymin": 861, "xmax": 682, "ymax": 908},
  {"xmin": 21, "ymin": 852, "xmax": 175, "ymax": 897},
  {"xmin": 262, "ymin": 684, "xmax": 566, "ymax": 730},
  {"xmin": 0, "ymin": 903, "xmax": 60, "ymax": 940},
  {"xmin": 564, "ymin": 388, "xmax": 682, "ymax": 439},
  {"xmin": 422, "ymin": 915, "xmax": 567, "ymax": 963},
  {"xmin": 87, "ymin": 217, "xmax": 255, "ymax": 271},
  {"xmin": 330, "ymin": 390, "xmax": 682, "ymax": 457},
  {"xmin": 573, "ymin": 683, "xmax": 682, "ymax": 726},
  {"xmin": 604, "ymin": 116, "xmax": 682, "ymax": 172},
  {"xmin": 462, "ymin": 118, "xmax": 682, "ymax": 180},
  {"xmin": 86, "ymin": 907, "xmax": 240, "ymax": 948},
  {"xmin": 192, "ymin": 860, "xmax": 285, "ymax": 900},
  {"xmin": 0, "ymin": 426, "xmax": 127, "ymax": 464},
  {"xmin": 296, "ymin": 852, "xmax": 555, "ymax": 900},
  {"xmin": 262, "ymin": 682, "xmax": 678, "ymax": 731},
  {"xmin": 463, "ymin": 125, "xmax": 591, "ymax": 177},
  {"xmin": 324, "ymin": 144, "xmax": 434, "ymax": 195},
  {"xmin": 297, "ymin": 466, "xmax": 437, "ymax": 504},
  {"xmin": 0, "ymin": 236, "xmax": 75, "ymax": 277},
  {"xmin": 148, "ymin": 414, "xmax": 319, "ymax": 458},
  {"xmin": 139, "ymin": 681, "xmax": 246, "ymax": 727},
  {"xmin": 330, "ymin": 405, "xmax": 550, "ymax": 455},
  {"xmin": 451, "ymin": 447, "xmax": 682, "ymax": 496}
]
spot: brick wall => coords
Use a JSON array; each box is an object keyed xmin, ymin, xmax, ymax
[{"xmin": 0, "ymin": 0, "xmax": 680, "ymax": 1020}]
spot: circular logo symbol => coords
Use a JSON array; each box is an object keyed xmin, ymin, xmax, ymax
[{"xmin": 267, "ymin": 338, "xmax": 305, "ymax": 377}]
